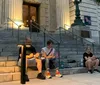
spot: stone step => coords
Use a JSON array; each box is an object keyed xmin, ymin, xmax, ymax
[
  {"xmin": 0, "ymin": 67, "xmax": 88, "ymax": 83},
  {"xmin": 0, "ymin": 52, "xmax": 18, "ymax": 56},
  {"xmin": 0, "ymin": 66, "xmax": 20, "ymax": 73},
  {"xmin": 0, "ymin": 71, "xmax": 38, "ymax": 83},
  {"xmin": 0, "ymin": 61, "xmax": 17, "ymax": 67},
  {"xmin": 0, "ymin": 56, "xmax": 18, "ymax": 61}
]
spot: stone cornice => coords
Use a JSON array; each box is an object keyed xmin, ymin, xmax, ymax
[{"xmin": 23, "ymin": 0, "xmax": 40, "ymax": 4}]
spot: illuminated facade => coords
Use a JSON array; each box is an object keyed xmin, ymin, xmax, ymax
[{"xmin": 0, "ymin": 0, "xmax": 100, "ymax": 33}]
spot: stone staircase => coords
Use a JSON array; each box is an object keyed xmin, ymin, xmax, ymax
[
  {"xmin": 0, "ymin": 58, "xmax": 88, "ymax": 83},
  {"xmin": 0, "ymin": 28, "xmax": 100, "ymax": 82},
  {"xmin": 0, "ymin": 59, "xmax": 39, "ymax": 82}
]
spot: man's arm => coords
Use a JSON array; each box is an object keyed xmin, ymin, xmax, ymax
[{"xmin": 31, "ymin": 46, "xmax": 40, "ymax": 58}]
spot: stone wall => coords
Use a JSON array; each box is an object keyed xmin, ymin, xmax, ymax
[
  {"xmin": 49, "ymin": 0, "xmax": 57, "ymax": 32},
  {"xmin": 0, "ymin": 0, "xmax": 7, "ymax": 26},
  {"xmin": 0, "ymin": 0, "xmax": 51, "ymax": 30},
  {"xmin": 56, "ymin": 0, "xmax": 70, "ymax": 29},
  {"xmin": 69, "ymin": 0, "xmax": 100, "ymax": 44}
]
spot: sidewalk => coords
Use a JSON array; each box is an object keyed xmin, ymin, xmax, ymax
[{"xmin": 0, "ymin": 72, "xmax": 100, "ymax": 85}]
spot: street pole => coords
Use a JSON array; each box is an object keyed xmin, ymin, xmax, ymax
[
  {"xmin": 18, "ymin": 44, "xmax": 26, "ymax": 84},
  {"xmin": 21, "ymin": 45, "xmax": 26, "ymax": 84}
]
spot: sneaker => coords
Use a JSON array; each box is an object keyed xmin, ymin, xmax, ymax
[
  {"xmin": 37, "ymin": 73, "xmax": 46, "ymax": 80},
  {"xmin": 25, "ymin": 74, "xmax": 29, "ymax": 82},
  {"xmin": 88, "ymin": 70, "xmax": 93, "ymax": 74},
  {"xmin": 94, "ymin": 69, "xmax": 100, "ymax": 73},
  {"xmin": 46, "ymin": 71, "xmax": 52, "ymax": 79},
  {"xmin": 55, "ymin": 70, "xmax": 63, "ymax": 78}
]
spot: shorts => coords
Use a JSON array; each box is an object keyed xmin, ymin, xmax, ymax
[{"xmin": 18, "ymin": 58, "xmax": 36, "ymax": 67}]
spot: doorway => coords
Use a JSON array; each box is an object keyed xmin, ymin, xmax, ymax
[{"xmin": 23, "ymin": 2, "xmax": 40, "ymax": 27}]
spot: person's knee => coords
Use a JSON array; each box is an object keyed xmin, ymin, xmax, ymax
[
  {"xmin": 95, "ymin": 59, "xmax": 100, "ymax": 63},
  {"xmin": 87, "ymin": 59, "xmax": 92, "ymax": 63},
  {"xmin": 36, "ymin": 59, "xmax": 42, "ymax": 64}
]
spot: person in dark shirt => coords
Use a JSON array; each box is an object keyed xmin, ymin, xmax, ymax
[
  {"xmin": 18, "ymin": 37, "xmax": 45, "ymax": 81},
  {"xmin": 83, "ymin": 46, "xmax": 100, "ymax": 73}
]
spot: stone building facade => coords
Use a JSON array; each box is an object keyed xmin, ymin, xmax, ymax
[
  {"xmin": 0, "ymin": 0, "xmax": 57, "ymax": 31},
  {"xmin": 0, "ymin": 0, "xmax": 100, "ymax": 40}
]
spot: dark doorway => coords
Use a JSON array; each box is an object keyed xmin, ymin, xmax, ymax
[{"xmin": 23, "ymin": 2, "xmax": 40, "ymax": 31}]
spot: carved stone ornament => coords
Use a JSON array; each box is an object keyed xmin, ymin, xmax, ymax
[{"xmin": 24, "ymin": 0, "xmax": 39, "ymax": 3}]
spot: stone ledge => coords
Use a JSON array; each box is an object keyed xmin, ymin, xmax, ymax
[
  {"xmin": 0, "ymin": 61, "xmax": 17, "ymax": 67},
  {"xmin": 0, "ymin": 66, "xmax": 20, "ymax": 73},
  {"xmin": 0, "ymin": 67, "xmax": 88, "ymax": 83},
  {"xmin": 0, "ymin": 71, "xmax": 38, "ymax": 83},
  {"xmin": 6, "ymin": 61, "xmax": 17, "ymax": 67},
  {"xmin": 60, "ymin": 67, "xmax": 88, "ymax": 75}
]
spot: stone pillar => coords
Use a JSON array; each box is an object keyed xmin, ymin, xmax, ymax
[
  {"xmin": 6, "ymin": 0, "xmax": 23, "ymax": 28},
  {"xmin": 0, "ymin": 0, "xmax": 2, "ymax": 26},
  {"xmin": 56, "ymin": 0, "xmax": 70, "ymax": 28},
  {"xmin": 0, "ymin": 0, "xmax": 6, "ymax": 25},
  {"xmin": 8, "ymin": 0, "xmax": 22, "ymax": 21},
  {"xmin": 40, "ymin": 0, "xmax": 50, "ymax": 31},
  {"xmin": 49, "ymin": 0, "xmax": 57, "ymax": 32}
]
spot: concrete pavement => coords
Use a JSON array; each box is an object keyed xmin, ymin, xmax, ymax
[{"xmin": 0, "ymin": 72, "xmax": 100, "ymax": 85}]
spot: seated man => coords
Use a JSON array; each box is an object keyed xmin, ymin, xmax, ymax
[
  {"xmin": 83, "ymin": 46, "xmax": 100, "ymax": 74},
  {"xmin": 18, "ymin": 37, "xmax": 45, "ymax": 81},
  {"xmin": 41, "ymin": 40, "xmax": 63, "ymax": 79}
]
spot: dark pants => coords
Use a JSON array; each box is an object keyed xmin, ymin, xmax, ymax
[{"xmin": 42, "ymin": 58, "xmax": 56, "ymax": 70}]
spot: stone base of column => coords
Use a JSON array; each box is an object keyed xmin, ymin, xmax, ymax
[{"xmin": 71, "ymin": 25, "xmax": 90, "ymax": 38}]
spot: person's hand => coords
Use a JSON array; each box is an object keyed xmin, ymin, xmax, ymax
[
  {"xmin": 87, "ymin": 57, "xmax": 92, "ymax": 61},
  {"xmin": 91, "ymin": 56, "xmax": 97, "ymax": 60},
  {"xmin": 34, "ymin": 53, "xmax": 40, "ymax": 58},
  {"xmin": 47, "ymin": 54, "xmax": 55, "ymax": 59}
]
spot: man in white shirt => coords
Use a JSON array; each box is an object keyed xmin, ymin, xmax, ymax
[{"xmin": 41, "ymin": 40, "xmax": 63, "ymax": 79}]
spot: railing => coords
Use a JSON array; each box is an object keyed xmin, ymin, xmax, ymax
[
  {"xmin": 30, "ymin": 21, "xmax": 61, "ymax": 68},
  {"xmin": 58, "ymin": 27, "xmax": 95, "ymax": 54},
  {"xmin": 7, "ymin": 17, "xmax": 21, "ymax": 43}
]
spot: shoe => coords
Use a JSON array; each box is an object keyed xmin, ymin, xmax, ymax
[
  {"xmin": 94, "ymin": 69, "xmax": 100, "ymax": 73},
  {"xmin": 46, "ymin": 71, "xmax": 52, "ymax": 79},
  {"xmin": 88, "ymin": 70, "xmax": 93, "ymax": 74},
  {"xmin": 25, "ymin": 74, "xmax": 29, "ymax": 82},
  {"xmin": 55, "ymin": 70, "xmax": 63, "ymax": 78},
  {"xmin": 37, "ymin": 73, "xmax": 46, "ymax": 80}
]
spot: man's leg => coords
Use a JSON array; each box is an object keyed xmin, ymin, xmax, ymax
[
  {"xmin": 45, "ymin": 58, "xmax": 52, "ymax": 79},
  {"xmin": 35, "ymin": 58, "xmax": 46, "ymax": 79},
  {"xmin": 35, "ymin": 59, "xmax": 42, "ymax": 73},
  {"xmin": 47, "ymin": 58, "xmax": 63, "ymax": 78},
  {"xmin": 51, "ymin": 58, "xmax": 63, "ymax": 78}
]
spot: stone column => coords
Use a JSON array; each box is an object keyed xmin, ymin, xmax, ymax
[
  {"xmin": 0, "ymin": 0, "xmax": 2, "ymax": 26},
  {"xmin": 40, "ymin": 0, "xmax": 50, "ymax": 31},
  {"xmin": 49, "ymin": 0, "xmax": 57, "ymax": 32},
  {"xmin": 8, "ymin": 0, "xmax": 23, "ymax": 26},
  {"xmin": 0, "ymin": 0, "xmax": 6, "ymax": 25},
  {"xmin": 56, "ymin": 0, "xmax": 70, "ymax": 28}
]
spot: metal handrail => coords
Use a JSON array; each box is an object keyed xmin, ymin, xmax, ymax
[
  {"xmin": 30, "ymin": 22, "xmax": 60, "ymax": 44},
  {"xmin": 60, "ymin": 27, "xmax": 95, "ymax": 45},
  {"xmin": 30, "ymin": 22, "xmax": 61, "ymax": 67},
  {"xmin": 7, "ymin": 17, "xmax": 21, "ymax": 43},
  {"xmin": 7, "ymin": 17, "xmax": 19, "ymax": 27},
  {"xmin": 59, "ymin": 27, "xmax": 95, "ymax": 54}
]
